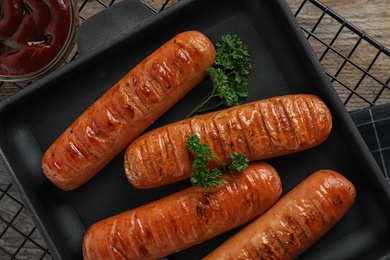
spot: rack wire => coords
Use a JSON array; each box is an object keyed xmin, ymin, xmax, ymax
[
  {"xmin": 0, "ymin": 0, "xmax": 389, "ymax": 258},
  {"xmin": 291, "ymin": 0, "xmax": 390, "ymax": 111}
]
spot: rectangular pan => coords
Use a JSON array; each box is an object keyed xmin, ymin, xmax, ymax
[{"xmin": 1, "ymin": 0, "xmax": 390, "ymax": 259}]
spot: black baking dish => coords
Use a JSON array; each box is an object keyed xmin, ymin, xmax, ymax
[{"xmin": 1, "ymin": 0, "xmax": 390, "ymax": 259}]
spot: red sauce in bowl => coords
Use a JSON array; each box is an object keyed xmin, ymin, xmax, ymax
[{"xmin": 0, "ymin": 0, "xmax": 78, "ymax": 81}]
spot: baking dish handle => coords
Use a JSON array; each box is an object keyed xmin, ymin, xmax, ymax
[{"xmin": 76, "ymin": 0, "xmax": 155, "ymax": 56}]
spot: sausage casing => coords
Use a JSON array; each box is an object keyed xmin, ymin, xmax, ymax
[
  {"xmin": 203, "ymin": 169, "xmax": 356, "ymax": 260},
  {"xmin": 41, "ymin": 30, "xmax": 216, "ymax": 190},
  {"xmin": 82, "ymin": 162, "xmax": 282, "ymax": 260},
  {"xmin": 125, "ymin": 94, "xmax": 332, "ymax": 189}
]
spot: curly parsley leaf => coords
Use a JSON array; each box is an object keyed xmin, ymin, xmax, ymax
[
  {"xmin": 228, "ymin": 152, "xmax": 250, "ymax": 173},
  {"xmin": 187, "ymin": 135, "xmax": 249, "ymax": 188},
  {"xmin": 190, "ymin": 168, "xmax": 224, "ymax": 189},
  {"xmin": 186, "ymin": 34, "xmax": 252, "ymax": 118}
]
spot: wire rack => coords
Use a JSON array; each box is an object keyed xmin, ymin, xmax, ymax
[
  {"xmin": 292, "ymin": 0, "xmax": 390, "ymax": 111},
  {"xmin": 0, "ymin": 0, "xmax": 389, "ymax": 258}
]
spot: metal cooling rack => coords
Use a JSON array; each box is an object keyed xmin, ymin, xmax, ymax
[
  {"xmin": 292, "ymin": 0, "xmax": 390, "ymax": 111},
  {"xmin": 0, "ymin": 0, "xmax": 389, "ymax": 258}
]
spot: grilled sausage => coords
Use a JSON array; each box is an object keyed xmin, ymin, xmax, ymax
[
  {"xmin": 124, "ymin": 94, "xmax": 332, "ymax": 189},
  {"xmin": 41, "ymin": 30, "xmax": 216, "ymax": 190},
  {"xmin": 82, "ymin": 162, "xmax": 282, "ymax": 260},
  {"xmin": 203, "ymin": 169, "xmax": 356, "ymax": 260}
]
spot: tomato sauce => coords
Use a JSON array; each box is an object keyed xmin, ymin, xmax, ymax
[{"xmin": 0, "ymin": 0, "xmax": 76, "ymax": 78}]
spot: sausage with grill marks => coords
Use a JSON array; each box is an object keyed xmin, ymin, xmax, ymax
[
  {"xmin": 124, "ymin": 94, "xmax": 332, "ymax": 189},
  {"xmin": 203, "ymin": 169, "xmax": 356, "ymax": 260},
  {"xmin": 82, "ymin": 162, "xmax": 282, "ymax": 260},
  {"xmin": 41, "ymin": 30, "xmax": 216, "ymax": 190}
]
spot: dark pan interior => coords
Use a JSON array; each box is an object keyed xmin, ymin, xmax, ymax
[{"xmin": 0, "ymin": 0, "xmax": 390, "ymax": 259}]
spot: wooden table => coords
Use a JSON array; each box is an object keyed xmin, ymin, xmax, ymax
[{"xmin": 0, "ymin": 0, "xmax": 389, "ymax": 258}]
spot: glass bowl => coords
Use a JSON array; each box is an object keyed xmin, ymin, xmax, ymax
[{"xmin": 0, "ymin": 0, "xmax": 79, "ymax": 82}]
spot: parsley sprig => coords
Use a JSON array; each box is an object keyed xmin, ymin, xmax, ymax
[
  {"xmin": 186, "ymin": 135, "xmax": 249, "ymax": 188},
  {"xmin": 186, "ymin": 34, "xmax": 252, "ymax": 118}
]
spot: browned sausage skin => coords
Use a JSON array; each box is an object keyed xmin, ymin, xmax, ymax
[
  {"xmin": 203, "ymin": 170, "xmax": 356, "ymax": 260},
  {"xmin": 125, "ymin": 94, "xmax": 332, "ymax": 189},
  {"xmin": 82, "ymin": 162, "xmax": 282, "ymax": 260},
  {"xmin": 41, "ymin": 31, "xmax": 216, "ymax": 190}
]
